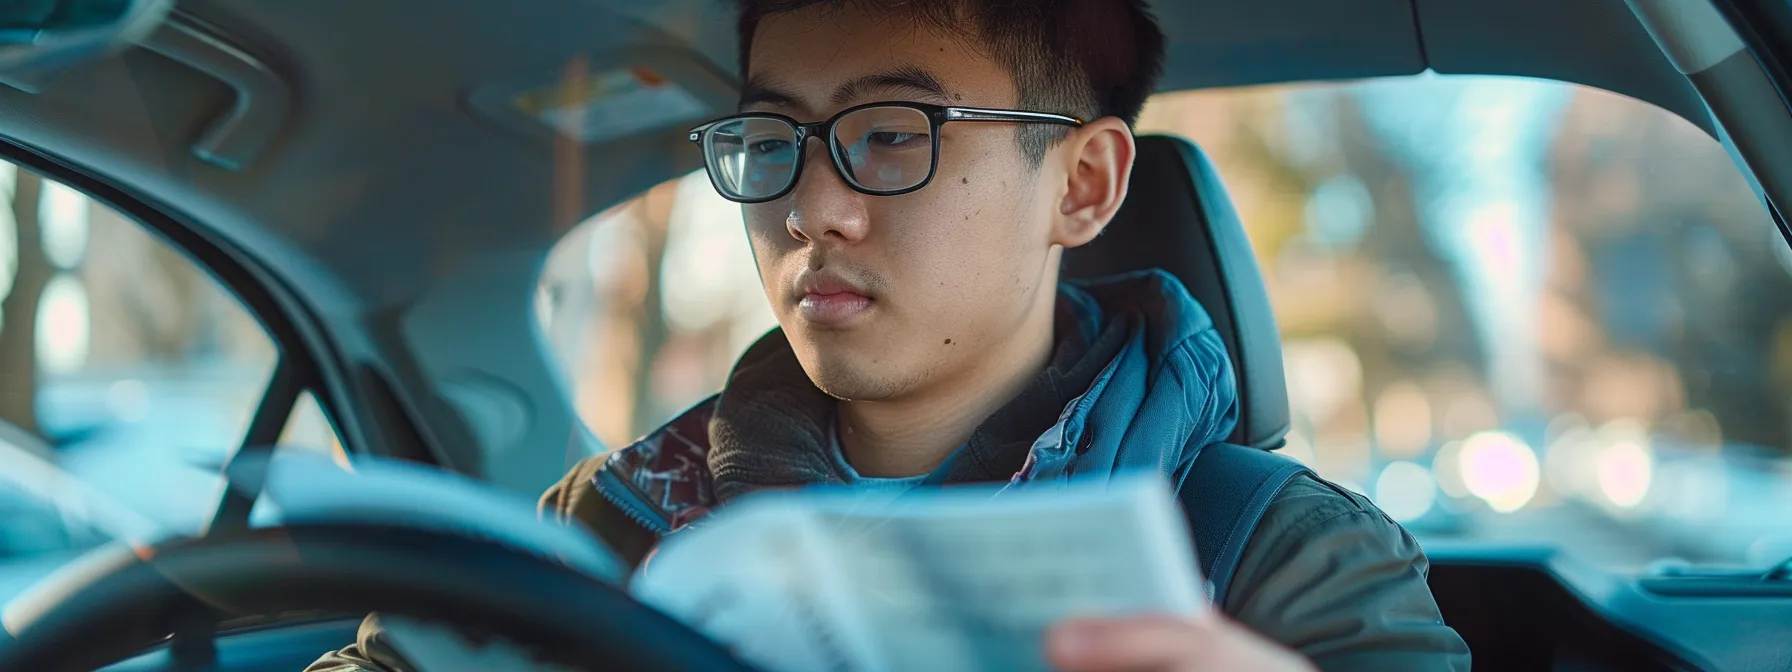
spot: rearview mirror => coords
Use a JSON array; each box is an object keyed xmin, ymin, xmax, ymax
[{"xmin": 0, "ymin": 0, "xmax": 173, "ymax": 72}]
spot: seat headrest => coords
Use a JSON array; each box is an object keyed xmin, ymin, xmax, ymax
[{"xmin": 1061, "ymin": 135, "xmax": 1291, "ymax": 450}]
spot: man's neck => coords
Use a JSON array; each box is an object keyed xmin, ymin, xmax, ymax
[{"xmin": 833, "ymin": 289, "xmax": 1060, "ymax": 479}]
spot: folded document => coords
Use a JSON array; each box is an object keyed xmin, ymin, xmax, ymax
[{"xmin": 629, "ymin": 474, "xmax": 1210, "ymax": 672}]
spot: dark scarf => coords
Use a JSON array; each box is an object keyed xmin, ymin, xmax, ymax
[{"xmin": 705, "ymin": 290, "xmax": 1126, "ymax": 502}]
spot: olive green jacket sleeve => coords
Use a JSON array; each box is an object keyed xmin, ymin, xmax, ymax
[
  {"xmin": 308, "ymin": 461, "xmax": 1470, "ymax": 671},
  {"xmin": 1224, "ymin": 473, "xmax": 1472, "ymax": 671},
  {"xmin": 300, "ymin": 612, "xmax": 415, "ymax": 672}
]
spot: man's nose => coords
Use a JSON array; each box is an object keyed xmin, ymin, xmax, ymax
[{"xmin": 784, "ymin": 142, "xmax": 870, "ymax": 244}]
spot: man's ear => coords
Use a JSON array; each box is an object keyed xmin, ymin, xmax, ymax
[{"xmin": 1051, "ymin": 116, "xmax": 1135, "ymax": 249}]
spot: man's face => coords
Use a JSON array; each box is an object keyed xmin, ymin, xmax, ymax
[{"xmin": 741, "ymin": 5, "xmax": 1067, "ymax": 401}]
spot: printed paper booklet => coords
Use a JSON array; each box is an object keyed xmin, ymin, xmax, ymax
[{"xmin": 629, "ymin": 474, "xmax": 1210, "ymax": 672}]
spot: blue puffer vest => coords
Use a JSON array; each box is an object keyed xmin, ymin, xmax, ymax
[{"xmin": 589, "ymin": 269, "xmax": 1240, "ymax": 535}]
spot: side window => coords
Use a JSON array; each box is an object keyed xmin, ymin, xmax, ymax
[
  {"xmin": 246, "ymin": 391, "xmax": 349, "ymax": 528},
  {"xmin": 0, "ymin": 164, "xmax": 331, "ymax": 596},
  {"xmin": 538, "ymin": 172, "xmax": 775, "ymax": 449},
  {"xmin": 280, "ymin": 391, "xmax": 346, "ymax": 463}
]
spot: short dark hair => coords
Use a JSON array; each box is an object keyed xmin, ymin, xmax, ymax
[{"xmin": 733, "ymin": 0, "xmax": 1167, "ymax": 162}]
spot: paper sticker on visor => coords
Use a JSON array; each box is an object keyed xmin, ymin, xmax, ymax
[{"xmin": 511, "ymin": 66, "xmax": 709, "ymax": 143}]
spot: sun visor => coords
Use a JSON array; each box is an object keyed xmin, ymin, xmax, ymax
[{"xmin": 466, "ymin": 47, "xmax": 737, "ymax": 146}]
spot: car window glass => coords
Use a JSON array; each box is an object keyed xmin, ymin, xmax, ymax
[
  {"xmin": 248, "ymin": 391, "xmax": 349, "ymax": 527},
  {"xmin": 279, "ymin": 390, "xmax": 346, "ymax": 461},
  {"xmin": 540, "ymin": 74, "xmax": 1792, "ymax": 572},
  {"xmin": 1135, "ymin": 76, "xmax": 1791, "ymax": 570},
  {"xmin": 536, "ymin": 172, "xmax": 775, "ymax": 449},
  {"xmin": 0, "ymin": 165, "xmax": 277, "ymax": 597}
]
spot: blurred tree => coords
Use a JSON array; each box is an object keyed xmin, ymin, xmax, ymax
[
  {"xmin": 1334, "ymin": 93, "xmax": 1487, "ymax": 403},
  {"xmin": 619, "ymin": 182, "xmax": 677, "ymax": 439},
  {"xmin": 81, "ymin": 205, "xmax": 276, "ymax": 369},
  {"xmin": 1548, "ymin": 89, "xmax": 1792, "ymax": 451},
  {"xmin": 0, "ymin": 171, "xmax": 46, "ymax": 436},
  {"xmin": 133, "ymin": 239, "xmax": 202, "ymax": 358},
  {"xmin": 1138, "ymin": 90, "xmax": 1308, "ymax": 268}
]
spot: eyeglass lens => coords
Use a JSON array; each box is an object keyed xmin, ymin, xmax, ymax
[{"xmin": 702, "ymin": 105, "xmax": 934, "ymax": 201}]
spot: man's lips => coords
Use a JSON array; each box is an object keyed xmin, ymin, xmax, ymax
[
  {"xmin": 798, "ymin": 290, "xmax": 874, "ymax": 324},
  {"xmin": 794, "ymin": 271, "xmax": 876, "ymax": 325}
]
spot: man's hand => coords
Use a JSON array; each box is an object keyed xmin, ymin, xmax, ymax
[{"xmin": 1046, "ymin": 613, "xmax": 1317, "ymax": 672}]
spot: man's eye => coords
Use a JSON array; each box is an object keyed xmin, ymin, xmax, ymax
[
  {"xmin": 867, "ymin": 131, "xmax": 927, "ymax": 148},
  {"xmin": 748, "ymin": 139, "xmax": 794, "ymax": 155}
]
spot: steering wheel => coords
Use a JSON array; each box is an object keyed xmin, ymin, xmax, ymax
[{"xmin": 0, "ymin": 521, "xmax": 756, "ymax": 671}]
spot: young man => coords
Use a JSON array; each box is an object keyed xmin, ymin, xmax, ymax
[{"xmin": 312, "ymin": 0, "xmax": 1470, "ymax": 670}]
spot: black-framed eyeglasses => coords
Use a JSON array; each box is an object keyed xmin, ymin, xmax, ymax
[{"xmin": 687, "ymin": 101, "xmax": 1083, "ymax": 204}]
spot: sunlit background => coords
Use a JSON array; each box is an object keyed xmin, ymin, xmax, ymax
[
  {"xmin": 536, "ymin": 74, "xmax": 1792, "ymax": 572},
  {"xmin": 0, "ymin": 162, "xmax": 338, "ymax": 588},
  {"xmin": 3, "ymin": 73, "xmax": 1791, "ymax": 592}
]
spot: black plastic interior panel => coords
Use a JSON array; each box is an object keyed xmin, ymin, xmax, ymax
[
  {"xmin": 139, "ymin": 12, "xmax": 291, "ymax": 171},
  {"xmin": 1434, "ymin": 544, "xmax": 1792, "ymax": 672},
  {"xmin": 1415, "ymin": 0, "xmax": 1714, "ymax": 134},
  {"xmin": 1430, "ymin": 560, "xmax": 1718, "ymax": 671},
  {"xmin": 1431, "ymin": 562, "xmax": 1704, "ymax": 671},
  {"xmin": 1151, "ymin": 0, "xmax": 1425, "ymax": 91}
]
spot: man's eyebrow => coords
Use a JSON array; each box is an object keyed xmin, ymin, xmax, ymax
[
  {"xmin": 830, "ymin": 66, "xmax": 955, "ymax": 106},
  {"xmin": 739, "ymin": 79, "xmax": 800, "ymax": 110}
]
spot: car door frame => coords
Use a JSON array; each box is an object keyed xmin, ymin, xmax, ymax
[{"xmin": 0, "ymin": 137, "xmax": 435, "ymax": 668}]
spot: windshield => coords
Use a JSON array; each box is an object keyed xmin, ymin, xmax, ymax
[
  {"xmin": 1140, "ymin": 75, "xmax": 1792, "ymax": 570},
  {"xmin": 539, "ymin": 73, "xmax": 1792, "ymax": 572}
]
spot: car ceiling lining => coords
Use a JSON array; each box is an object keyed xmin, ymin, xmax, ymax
[{"xmin": 0, "ymin": 0, "xmax": 1727, "ymax": 309}]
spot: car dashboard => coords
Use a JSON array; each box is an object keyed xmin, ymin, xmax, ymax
[{"xmin": 1429, "ymin": 545, "xmax": 1792, "ymax": 671}]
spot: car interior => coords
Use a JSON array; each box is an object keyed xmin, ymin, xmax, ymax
[{"xmin": 3, "ymin": 0, "xmax": 1792, "ymax": 670}]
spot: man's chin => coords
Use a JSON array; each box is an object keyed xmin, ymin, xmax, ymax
[{"xmin": 790, "ymin": 343, "xmax": 911, "ymax": 402}]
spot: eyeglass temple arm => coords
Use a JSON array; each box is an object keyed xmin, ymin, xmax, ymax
[
  {"xmin": 944, "ymin": 107, "xmax": 1083, "ymax": 126},
  {"xmin": 688, "ymin": 106, "xmax": 1082, "ymax": 141}
]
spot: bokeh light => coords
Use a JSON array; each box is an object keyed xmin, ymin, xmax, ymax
[
  {"xmin": 1543, "ymin": 425, "xmax": 1597, "ymax": 499},
  {"xmin": 1373, "ymin": 381, "xmax": 1432, "ymax": 459},
  {"xmin": 1433, "ymin": 440, "xmax": 1469, "ymax": 499},
  {"xmin": 34, "ymin": 273, "xmax": 89, "ymax": 373},
  {"xmin": 37, "ymin": 180, "xmax": 88, "ymax": 269},
  {"xmin": 1459, "ymin": 431, "xmax": 1540, "ymax": 513},
  {"xmin": 1596, "ymin": 439, "xmax": 1654, "ymax": 509},
  {"xmin": 1375, "ymin": 461, "xmax": 1438, "ymax": 522}
]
